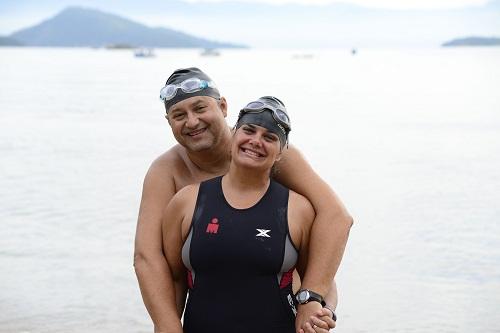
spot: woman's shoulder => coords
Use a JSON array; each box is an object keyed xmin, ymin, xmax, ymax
[{"xmin": 172, "ymin": 183, "xmax": 201, "ymax": 204}]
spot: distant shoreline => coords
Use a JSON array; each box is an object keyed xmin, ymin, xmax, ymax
[{"xmin": 442, "ymin": 36, "xmax": 500, "ymax": 47}]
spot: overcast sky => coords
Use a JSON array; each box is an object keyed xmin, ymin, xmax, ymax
[{"xmin": 1, "ymin": 0, "xmax": 499, "ymax": 48}]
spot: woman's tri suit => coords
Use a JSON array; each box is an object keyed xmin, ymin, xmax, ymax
[{"xmin": 181, "ymin": 176, "xmax": 299, "ymax": 333}]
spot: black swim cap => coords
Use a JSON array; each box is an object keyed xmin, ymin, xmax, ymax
[
  {"xmin": 236, "ymin": 96, "xmax": 291, "ymax": 149},
  {"xmin": 163, "ymin": 67, "xmax": 220, "ymax": 112}
]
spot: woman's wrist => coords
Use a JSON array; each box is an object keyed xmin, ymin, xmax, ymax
[{"xmin": 323, "ymin": 304, "xmax": 337, "ymax": 321}]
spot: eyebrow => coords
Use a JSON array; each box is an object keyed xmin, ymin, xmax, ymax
[
  {"xmin": 169, "ymin": 98, "xmax": 208, "ymax": 114},
  {"xmin": 189, "ymin": 98, "xmax": 208, "ymax": 108},
  {"xmin": 243, "ymin": 124, "xmax": 279, "ymax": 138}
]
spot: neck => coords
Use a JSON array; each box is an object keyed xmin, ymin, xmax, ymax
[
  {"xmin": 225, "ymin": 163, "xmax": 271, "ymax": 191},
  {"xmin": 222, "ymin": 164, "xmax": 271, "ymax": 209},
  {"xmin": 186, "ymin": 126, "xmax": 232, "ymax": 174}
]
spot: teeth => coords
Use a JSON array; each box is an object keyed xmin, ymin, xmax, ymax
[
  {"xmin": 243, "ymin": 148, "xmax": 261, "ymax": 157},
  {"xmin": 189, "ymin": 129, "xmax": 205, "ymax": 136}
]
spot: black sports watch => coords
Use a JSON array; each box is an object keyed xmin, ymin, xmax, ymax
[{"xmin": 295, "ymin": 289, "xmax": 326, "ymax": 306}]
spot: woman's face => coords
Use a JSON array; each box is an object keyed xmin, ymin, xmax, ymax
[{"xmin": 231, "ymin": 124, "xmax": 282, "ymax": 172}]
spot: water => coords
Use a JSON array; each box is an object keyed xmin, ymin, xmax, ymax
[{"xmin": 1, "ymin": 47, "xmax": 499, "ymax": 333}]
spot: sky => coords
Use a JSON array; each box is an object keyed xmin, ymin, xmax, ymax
[
  {"xmin": 0, "ymin": 0, "xmax": 499, "ymax": 48},
  {"xmin": 185, "ymin": 0, "xmax": 490, "ymax": 9}
]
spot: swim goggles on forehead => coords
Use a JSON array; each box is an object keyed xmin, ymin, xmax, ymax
[
  {"xmin": 159, "ymin": 77, "xmax": 217, "ymax": 102},
  {"xmin": 239, "ymin": 100, "xmax": 291, "ymax": 131}
]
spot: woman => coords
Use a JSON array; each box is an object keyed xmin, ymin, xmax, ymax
[{"xmin": 162, "ymin": 96, "xmax": 335, "ymax": 333}]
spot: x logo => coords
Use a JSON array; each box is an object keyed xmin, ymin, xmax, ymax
[{"xmin": 256, "ymin": 229, "xmax": 271, "ymax": 238}]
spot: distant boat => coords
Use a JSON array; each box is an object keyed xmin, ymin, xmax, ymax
[
  {"xmin": 292, "ymin": 53, "xmax": 314, "ymax": 60},
  {"xmin": 134, "ymin": 48, "xmax": 155, "ymax": 58},
  {"xmin": 351, "ymin": 48, "xmax": 357, "ymax": 55},
  {"xmin": 200, "ymin": 48, "xmax": 220, "ymax": 57},
  {"xmin": 106, "ymin": 43, "xmax": 134, "ymax": 49}
]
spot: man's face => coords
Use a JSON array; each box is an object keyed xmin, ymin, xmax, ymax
[{"xmin": 166, "ymin": 96, "xmax": 228, "ymax": 152}]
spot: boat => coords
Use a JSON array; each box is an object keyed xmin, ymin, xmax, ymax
[
  {"xmin": 292, "ymin": 53, "xmax": 314, "ymax": 60},
  {"xmin": 200, "ymin": 48, "xmax": 221, "ymax": 57},
  {"xmin": 134, "ymin": 48, "xmax": 155, "ymax": 58},
  {"xmin": 106, "ymin": 43, "xmax": 134, "ymax": 49}
]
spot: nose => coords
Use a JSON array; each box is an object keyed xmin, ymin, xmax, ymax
[
  {"xmin": 185, "ymin": 112, "xmax": 200, "ymax": 128},
  {"xmin": 248, "ymin": 134, "xmax": 263, "ymax": 147}
]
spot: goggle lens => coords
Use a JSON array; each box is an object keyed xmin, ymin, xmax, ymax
[
  {"xmin": 275, "ymin": 109, "xmax": 290, "ymax": 124},
  {"xmin": 160, "ymin": 85, "xmax": 176, "ymax": 100},
  {"xmin": 182, "ymin": 78, "xmax": 203, "ymax": 91}
]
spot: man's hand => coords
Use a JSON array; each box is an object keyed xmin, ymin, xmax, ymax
[{"xmin": 296, "ymin": 302, "xmax": 335, "ymax": 333}]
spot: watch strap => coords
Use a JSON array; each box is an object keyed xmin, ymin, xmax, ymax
[{"xmin": 307, "ymin": 289, "xmax": 326, "ymax": 306}]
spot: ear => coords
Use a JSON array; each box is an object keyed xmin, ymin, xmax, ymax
[
  {"xmin": 165, "ymin": 114, "xmax": 172, "ymax": 126},
  {"xmin": 218, "ymin": 97, "xmax": 228, "ymax": 118},
  {"xmin": 275, "ymin": 149, "xmax": 283, "ymax": 162}
]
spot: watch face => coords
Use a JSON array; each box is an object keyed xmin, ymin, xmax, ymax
[{"xmin": 297, "ymin": 290, "xmax": 310, "ymax": 303}]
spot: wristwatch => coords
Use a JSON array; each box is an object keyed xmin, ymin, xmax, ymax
[{"xmin": 295, "ymin": 289, "xmax": 326, "ymax": 306}]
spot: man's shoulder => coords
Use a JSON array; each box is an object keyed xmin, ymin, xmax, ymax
[
  {"xmin": 151, "ymin": 144, "xmax": 186, "ymax": 167},
  {"xmin": 147, "ymin": 145, "xmax": 189, "ymax": 175},
  {"xmin": 142, "ymin": 145, "xmax": 190, "ymax": 190}
]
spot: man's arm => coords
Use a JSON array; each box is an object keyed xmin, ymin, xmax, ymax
[
  {"xmin": 134, "ymin": 157, "xmax": 180, "ymax": 333},
  {"xmin": 275, "ymin": 146, "xmax": 352, "ymax": 332},
  {"xmin": 289, "ymin": 190, "xmax": 339, "ymax": 333},
  {"xmin": 275, "ymin": 145, "xmax": 352, "ymax": 296}
]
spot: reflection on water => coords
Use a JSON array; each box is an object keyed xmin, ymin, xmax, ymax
[{"xmin": 1, "ymin": 47, "xmax": 499, "ymax": 333}]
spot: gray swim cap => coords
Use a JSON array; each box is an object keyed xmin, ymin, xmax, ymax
[
  {"xmin": 236, "ymin": 96, "xmax": 291, "ymax": 148},
  {"xmin": 162, "ymin": 67, "xmax": 220, "ymax": 112}
]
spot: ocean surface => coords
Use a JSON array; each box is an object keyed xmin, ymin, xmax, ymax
[{"xmin": 1, "ymin": 47, "xmax": 499, "ymax": 333}]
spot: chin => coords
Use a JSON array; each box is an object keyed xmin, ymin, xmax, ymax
[
  {"xmin": 234, "ymin": 157, "xmax": 271, "ymax": 171},
  {"xmin": 186, "ymin": 140, "xmax": 215, "ymax": 152}
]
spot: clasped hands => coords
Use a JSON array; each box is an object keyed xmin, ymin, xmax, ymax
[{"xmin": 295, "ymin": 302, "xmax": 336, "ymax": 333}]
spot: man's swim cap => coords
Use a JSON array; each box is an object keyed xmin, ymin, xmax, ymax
[
  {"xmin": 236, "ymin": 96, "xmax": 291, "ymax": 149},
  {"xmin": 162, "ymin": 67, "xmax": 220, "ymax": 112}
]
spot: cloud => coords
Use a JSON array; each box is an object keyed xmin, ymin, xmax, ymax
[{"xmin": 183, "ymin": 0, "xmax": 490, "ymax": 10}]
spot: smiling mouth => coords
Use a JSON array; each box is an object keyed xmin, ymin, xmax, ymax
[
  {"xmin": 186, "ymin": 128, "xmax": 206, "ymax": 137},
  {"xmin": 241, "ymin": 147, "xmax": 265, "ymax": 158}
]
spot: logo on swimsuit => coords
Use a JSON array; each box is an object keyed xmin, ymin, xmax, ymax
[
  {"xmin": 287, "ymin": 294, "xmax": 297, "ymax": 316},
  {"xmin": 256, "ymin": 229, "xmax": 271, "ymax": 238},
  {"xmin": 206, "ymin": 218, "xmax": 220, "ymax": 234}
]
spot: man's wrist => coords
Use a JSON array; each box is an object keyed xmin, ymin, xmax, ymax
[{"xmin": 296, "ymin": 288, "xmax": 326, "ymax": 306}]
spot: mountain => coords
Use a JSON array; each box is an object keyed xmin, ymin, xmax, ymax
[
  {"xmin": 0, "ymin": 36, "xmax": 23, "ymax": 46},
  {"xmin": 442, "ymin": 36, "xmax": 500, "ymax": 47},
  {"xmin": 9, "ymin": 6, "xmax": 245, "ymax": 48}
]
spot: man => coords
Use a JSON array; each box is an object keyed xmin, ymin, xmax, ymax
[{"xmin": 134, "ymin": 68, "xmax": 352, "ymax": 333}]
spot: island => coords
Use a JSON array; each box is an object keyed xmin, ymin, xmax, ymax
[
  {"xmin": 0, "ymin": 36, "xmax": 23, "ymax": 46},
  {"xmin": 442, "ymin": 36, "xmax": 500, "ymax": 47}
]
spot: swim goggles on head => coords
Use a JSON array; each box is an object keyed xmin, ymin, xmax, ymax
[
  {"xmin": 239, "ymin": 100, "xmax": 291, "ymax": 132},
  {"xmin": 159, "ymin": 77, "xmax": 217, "ymax": 102}
]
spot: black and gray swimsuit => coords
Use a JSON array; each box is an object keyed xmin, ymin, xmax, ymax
[{"xmin": 181, "ymin": 176, "xmax": 299, "ymax": 333}]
